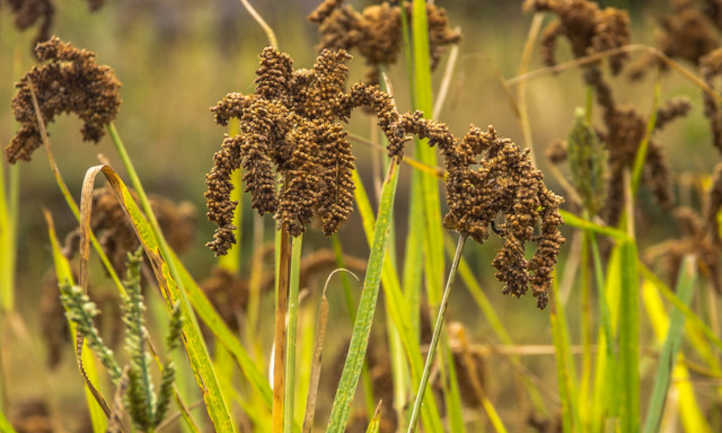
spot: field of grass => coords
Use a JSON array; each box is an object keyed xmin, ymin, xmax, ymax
[{"xmin": 2, "ymin": 1, "xmax": 722, "ymax": 432}]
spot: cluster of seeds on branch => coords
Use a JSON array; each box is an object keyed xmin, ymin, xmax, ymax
[
  {"xmin": 3, "ymin": 1, "xmax": 106, "ymax": 55},
  {"xmin": 62, "ymin": 187, "xmax": 196, "ymax": 275},
  {"xmin": 206, "ymin": 47, "xmax": 563, "ymax": 307},
  {"xmin": 645, "ymin": 199, "xmax": 722, "ymax": 294},
  {"xmin": 529, "ymin": 2, "xmax": 692, "ymax": 225},
  {"xmin": 393, "ymin": 114, "xmax": 564, "ymax": 308},
  {"xmin": 6, "ymin": 36, "xmax": 122, "ymax": 163},
  {"xmin": 309, "ymin": 0, "xmax": 460, "ymax": 83},
  {"xmin": 206, "ymin": 47, "xmax": 405, "ymax": 255},
  {"xmin": 524, "ymin": 0, "xmax": 631, "ymax": 75}
]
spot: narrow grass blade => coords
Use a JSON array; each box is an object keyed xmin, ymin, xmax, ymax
[
  {"xmin": 641, "ymin": 280, "xmax": 712, "ymax": 433},
  {"xmin": 406, "ymin": 235, "xmax": 466, "ymax": 433},
  {"xmin": 640, "ymin": 264, "xmax": 722, "ymax": 353},
  {"xmin": 98, "ymin": 164, "xmax": 237, "ymax": 433},
  {"xmin": 0, "ymin": 161, "xmax": 18, "ymax": 312},
  {"xmin": 551, "ymin": 276, "xmax": 579, "ymax": 433},
  {"xmin": 642, "ymin": 257, "xmax": 700, "ymax": 433},
  {"xmin": 618, "ymin": 240, "xmax": 640, "ymax": 433},
  {"xmin": 171, "ymin": 253, "xmax": 272, "ymax": 406},
  {"xmin": 0, "ymin": 406, "xmax": 17, "ymax": 433},
  {"xmin": 560, "ymin": 210, "xmax": 629, "ymax": 241},
  {"xmin": 326, "ymin": 163, "xmax": 399, "ymax": 433},
  {"xmin": 411, "ymin": 0, "xmax": 444, "ymax": 308},
  {"xmin": 284, "ymin": 235, "xmax": 303, "ymax": 433},
  {"xmin": 44, "ymin": 210, "xmax": 107, "ymax": 433},
  {"xmin": 352, "ymin": 168, "xmax": 444, "ymax": 433},
  {"xmin": 365, "ymin": 403, "xmax": 383, "ymax": 433}
]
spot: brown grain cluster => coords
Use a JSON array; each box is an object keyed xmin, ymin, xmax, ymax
[
  {"xmin": 206, "ymin": 47, "xmax": 409, "ymax": 255},
  {"xmin": 535, "ymin": 3, "xmax": 692, "ymax": 225},
  {"xmin": 7, "ymin": 36, "xmax": 122, "ymax": 163},
  {"xmin": 4, "ymin": 0, "xmax": 107, "ymax": 54},
  {"xmin": 593, "ymin": 95, "xmax": 690, "ymax": 225},
  {"xmin": 207, "ymin": 47, "xmax": 563, "ymax": 307},
  {"xmin": 62, "ymin": 187, "xmax": 196, "ymax": 275},
  {"xmin": 396, "ymin": 113, "xmax": 564, "ymax": 309},
  {"xmin": 524, "ymin": 0, "xmax": 631, "ymax": 75},
  {"xmin": 309, "ymin": 0, "xmax": 460, "ymax": 82}
]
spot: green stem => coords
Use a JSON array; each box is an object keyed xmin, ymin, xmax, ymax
[
  {"xmin": 283, "ymin": 234, "xmax": 302, "ymax": 433},
  {"xmin": 406, "ymin": 234, "xmax": 466, "ymax": 433}
]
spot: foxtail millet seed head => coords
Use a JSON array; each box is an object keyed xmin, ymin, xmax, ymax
[
  {"xmin": 5, "ymin": 0, "xmax": 108, "ymax": 55},
  {"xmin": 206, "ymin": 47, "xmax": 365, "ymax": 254},
  {"xmin": 525, "ymin": 0, "xmax": 631, "ymax": 75},
  {"xmin": 7, "ymin": 36, "xmax": 122, "ymax": 163},
  {"xmin": 310, "ymin": 0, "xmax": 460, "ymax": 81}
]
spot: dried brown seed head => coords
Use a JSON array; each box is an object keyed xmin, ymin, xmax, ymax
[
  {"xmin": 206, "ymin": 47, "xmax": 364, "ymax": 254},
  {"xmin": 310, "ymin": 1, "xmax": 459, "ymax": 81},
  {"xmin": 5, "ymin": 0, "xmax": 107, "ymax": 55},
  {"xmin": 7, "ymin": 36, "xmax": 122, "ymax": 163},
  {"xmin": 527, "ymin": 0, "xmax": 630, "ymax": 74}
]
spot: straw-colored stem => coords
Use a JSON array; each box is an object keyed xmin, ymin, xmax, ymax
[
  {"xmin": 406, "ymin": 234, "xmax": 466, "ymax": 433},
  {"xmin": 283, "ymin": 234, "xmax": 302, "ymax": 433},
  {"xmin": 273, "ymin": 227, "xmax": 291, "ymax": 433},
  {"xmin": 506, "ymin": 44, "xmax": 722, "ymax": 104},
  {"xmin": 239, "ymin": 0, "xmax": 278, "ymax": 49},
  {"xmin": 517, "ymin": 13, "xmax": 544, "ymax": 167}
]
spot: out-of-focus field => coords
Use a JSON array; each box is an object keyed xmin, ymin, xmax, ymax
[{"xmin": 1, "ymin": 0, "xmax": 720, "ymax": 430}]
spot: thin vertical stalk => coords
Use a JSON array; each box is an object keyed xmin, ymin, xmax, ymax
[
  {"xmin": 273, "ymin": 228, "xmax": 291, "ymax": 433},
  {"xmin": 239, "ymin": 0, "xmax": 278, "ymax": 49},
  {"xmin": 517, "ymin": 13, "xmax": 544, "ymax": 166},
  {"xmin": 283, "ymin": 234, "xmax": 302, "ymax": 433},
  {"xmin": 406, "ymin": 234, "xmax": 466, "ymax": 433}
]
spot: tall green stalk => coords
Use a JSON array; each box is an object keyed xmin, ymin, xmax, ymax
[
  {"xmin": 406, "ymin": 235, "xmax": 466, "ymax": 433},
  {"xmin": 283, "ymin": 235, "xmax": 302, "ymax": 433}
]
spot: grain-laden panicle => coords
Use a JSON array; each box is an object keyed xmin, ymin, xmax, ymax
[
  {"xmin": 525, "ymin": 0, "xmax": 630, "ymax": 74},
  {"xmin": 344, "ymin": 82, "xmax": 404, "ymax": 158},
  {"xmin": 206, "ymin": 47, "xmax": 362, "ymax": 252},
  {"xmin": 276, "ymin": 121, "xmax": 321, "ymax": 236},
  {"xmin": 310, "ymin": 0, "xmax": 459, "ymax": 82},
  {"xmin": 7, "ymin": 36, "xmax": 122, "ymax": 163},
  {"xmin": 655, "ymin": 97, "xmax": 692, "ymax": 131},
  {"xmin": 701, "ymin": 49, "xmax": 722, "ymax": 153},
  {"xmin": 308, "ymin": 0, "xmax": 346, "ymax": 23},
  {"xmin": 5, "ymin": 0, "xmax": 54, "ymax": 52},
  {"xmin": 205, "ymin": 134, "xmax": 245, "ymax": 256},
  {"xmin": 628, "ymin": 0, "xmax": 719, "ymax": 80},
  {"xmin": 316, "ymin": 121, "xmax": 355, "ymax": 235},
  {"xmin": 392, "ymin": 116, "xmax": 564, "ymax": 309},
  {"xmin": 255, "ymin": 47, "xmax": 294, "ymax": 102},
  {"xmin": 5, "ymin": 1, "xmax": 108, "ymax": 54}
]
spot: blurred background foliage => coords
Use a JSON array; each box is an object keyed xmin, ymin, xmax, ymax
[{"xmin": 1, "ymin": 0, "xmax": 720, "ymax": 429}]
